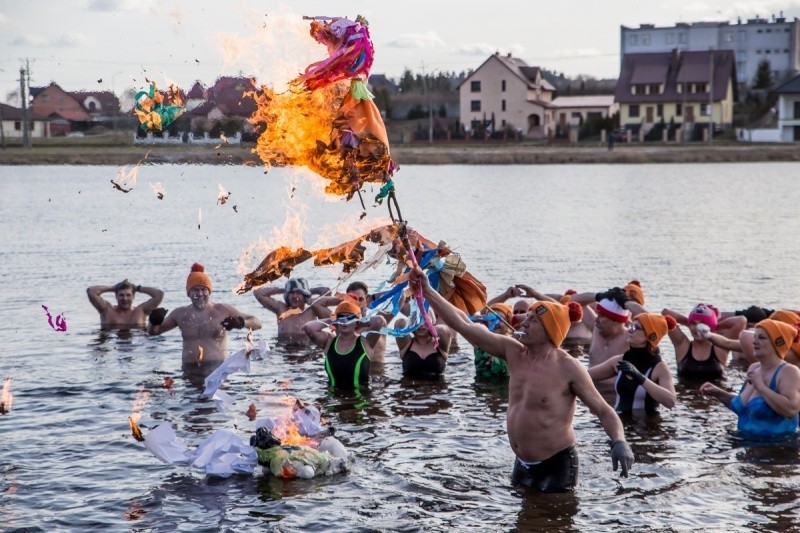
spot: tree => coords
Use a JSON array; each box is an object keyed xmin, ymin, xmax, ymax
[
  {"xmin": 398, "ymin": 69, "xmax": 415, "ymax": 92},
  {"xmin": 753, "ymin": 59, "xmax": 773, "ymax": 89}
]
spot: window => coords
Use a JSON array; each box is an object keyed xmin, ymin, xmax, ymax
[
  {"xmin": 471, "ymin": 100, "xmax": 481, "ymax": 112},
  {"xmin": 501, "ymin": 99, "xmax": 506, "ymax": 111},
  {"xmin": 501, "ymin": 80, "xmax": 506, "ymax": 92},
  {"xmin": 14, "ymin": 121, "xmax": 21, "ymax": 131},
  {"xmin": 642, "ymin": 34, "xmax": 650, "ymax": 45},
  {"xmin": 657, "ymin": 104, "xmax": 663, "ymax": 117},
  {"xmin": 738, "ymin": 30, "xmax": 747, "ymax": 42},
  {"xmin": 785, "ymin": 49, "xmax": 790, "ymax": 53},
  {"xmin": 766, "ymin": 28, "xmax": 772, "ymax": 33},
  {"xmin": 724, "ymin": 32, "xmax": 734, "ymax": 42},
  {"xmin": 666, "ymin": 33, "xmax": 674, "ymax": 45},
  {"xmin": 41, "ymin": 95, "xmax": 49, "ymax": 103},
  {"xmin": 766, "ymin": 49, "xmax": 771, "ymax": 54},
  {"xmin": 757, "ymin": 50, "xmax": 762, "ymax": 54},
  {"xmin": 700, "ymin": 104, "xmax": 710, "ymax": 116},
  {"xmin": 470, "ymin": 81, "xmax": 481, "ymax": 92},
  {"xmin": 649, "ymin": 83, "xmax": 660, "ymax": 95},
  {"xmin": 629, "ymin": 34, "xmax": 638, "ymax": 46},
  {"xmin": 757, "ymin": 29, "xmax": 763, "ymax": 33},
  {"xmin": 695, "ymin": 83, "xmax": 707, "ymax": 93},
  {"xmin": 679, "ymin": 32, "xmax": 687, "ymax": 44},
  {"xmin": 629, "ymin": 104, "xmax": 640, "ymax": 118},
  {"xmin": 501, "ymin": 119, "xmax": 506, "ymax": 127},
  {"xmin": 676, "ymin": 103, "xmax": 683, "ymax": 116}
]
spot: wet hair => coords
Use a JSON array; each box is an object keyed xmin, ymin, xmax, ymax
[
  {"xmin": 115, "ymin": 281, "xmax": 135, "ymax": 294},
  {"xmin": 346, "ymin": 281, "xmax": 369, "ymax": 295}
]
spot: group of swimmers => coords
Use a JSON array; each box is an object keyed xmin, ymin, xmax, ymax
[{"xmin": 87, "ymin": 265, "xmax": 800, "ymax": 493}]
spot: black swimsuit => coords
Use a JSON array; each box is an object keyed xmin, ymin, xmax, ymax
[
  {"xmin": 614, "ymin": 347, "xmax": 662, "ymax": 415},
  {"xmin": 325, "ymin": 336, "xmax": 370, "ymax": 389},
  {"xmin": 511, "ymin": 446, "xmax": 579, "ymax": 493},
  {"xmin": 402, "ymin": 343, "xmax": 446, "ymax": 378},
  {"xmin": 678, "ymin": 343, "xmax": 725, "ymax": 380}
]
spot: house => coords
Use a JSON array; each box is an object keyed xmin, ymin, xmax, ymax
[
  {"xmin": 770, "ymin": 73, "xmax": 800, "ymax": 141},
  {"xmin": 621, "ymin": 14, "xmax": 800, "ymax": 89},
  {"xmin": 459, "ymin": 52, "xmax": 555, "ymax": 139},
  {"xmin": 0, "ymin": 103, "xmax": 51, "ymax": 138},
  {"xmin": 615, "ymin": 49, "xmax": 737, "ymax": 139},
  {"xmin": 66, "ymin": 90, "xmax": 120, "ymax": 121},
  {"xmin": 549, "ymin": 95, "xmax": 618, "ymax": 128},
  {"xmin": 30, "ymin": 83, "xmax": 91, "ymax": 133}
]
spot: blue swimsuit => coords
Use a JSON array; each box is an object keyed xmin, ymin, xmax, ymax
[{"xmin": 728, "ymin": 363, "xmax": 799, "ymax": 439}]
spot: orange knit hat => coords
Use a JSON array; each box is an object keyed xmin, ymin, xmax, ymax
[
  {"xmin": 528, "ymin": 301, "xmax": 583, "ymax": 347},
  {"xmin": 755, "ymin": 319, "xmax": 800, "ymax": 359},
  {"xmin": 333, "ymin": 300, "xmax": 361, "ymax": 318},
  {"xmin": 770, "ymin": 309, "xmax": 800, "ymax": 354},
  {"xmin": 625, "ymin": 280, "xmax": 645, "ymax": 306},
  {"xmin": 488, "ymin": 303, "xmax": 513, "ymax": 324},
  {"xmin": 186, "ymin": 263, "xmax": 212, "ymax": 292},
  {"xmin": 636, "ymin": 313, "xmax": 676, "ymax": 348}
]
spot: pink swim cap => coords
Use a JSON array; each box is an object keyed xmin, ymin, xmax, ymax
[{"xmin": 687, "ymin": 303, "xmax": 719, "ymax": 331}]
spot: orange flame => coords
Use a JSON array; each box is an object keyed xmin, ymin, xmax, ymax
[
  {"xmin": 163, "ymin": 376, "xmax": 174, "ymax": 389},
  {"xmin": 197, "ymin": 346, "xmax": 204, "ymax": 365},
  {"xmin": 0, "ymin": 376, "xmax": 12, "ymax": 414},
  {"xmin": 129, "ymin": 417, "xmax": 145, "ymax": 442},
  {"xmin": 280, "ymin": 422, "xmax": 313, "ymax": 446}
]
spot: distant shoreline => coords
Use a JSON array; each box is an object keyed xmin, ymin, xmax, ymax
[{"xmin": 2, "ymin": 141, "xmax": 800, "ymax": 165}]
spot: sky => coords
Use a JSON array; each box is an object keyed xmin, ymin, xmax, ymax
[{"xmin": 2, "ymin": 0, "xmax": 800, "ymax": 107}]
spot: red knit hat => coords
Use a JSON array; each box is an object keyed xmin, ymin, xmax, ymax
[{"xmin": 596, "ymin": 298, "xmax": 628, "ymax": 323}]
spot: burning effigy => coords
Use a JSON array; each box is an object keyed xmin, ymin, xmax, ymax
[
  {"xmin": 250, "ymin": 399, "xmax": 351, "ymax": 479},
  {"xmin": 250, "ymin": 15, "xmax": 396, "ymax": 202},
  {"xmin": 134, "ymin": 81, "xmax": 185, "ymax": 132}
]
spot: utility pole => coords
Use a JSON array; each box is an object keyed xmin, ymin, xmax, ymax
[
  {"xmin": 421, "ymin": 61, "xmax": 433, "ymax": 144},
  {"xmin": 19, "ymin": 61, "xmax": 31, "ymax": 148},
  {"xmin": 708, "ymin": 48, "xmax": 714, "ymax": 146}
]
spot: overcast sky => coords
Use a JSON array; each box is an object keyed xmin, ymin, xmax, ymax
[{"xmin": 2, "ymin": 0, "xmax": 800, "ymax": 105}]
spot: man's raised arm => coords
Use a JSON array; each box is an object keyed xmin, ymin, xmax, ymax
[{"xmin": 409, "ymin": 267, "xmax": 512, "ymax": 357}]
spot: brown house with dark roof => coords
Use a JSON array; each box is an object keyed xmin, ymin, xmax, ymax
[{"xmin": 615, "ymin": 49, "xmax": 737, "ymax": 135}]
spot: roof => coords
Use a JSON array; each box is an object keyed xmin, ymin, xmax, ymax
[
  {"xmin": 368, "ymin": 74, "xmax": 397, "ymax": 91},
  {"xmin": 550, "ymin": 95, "xmax": 617, "ymax": 108},
  {"xmin": 771, "ymin": 73, "xmax": 800, "ymax": 94},
  {"xmin": 187, "ymin": 81, "xmax": 206, "ymax": 99},
  {"xmin": 67, "ymin": 90, "xmax": 121, "ymax": 113},
  {"xmin": 0, "ymin": 103, "xmax": 49, "ymax": 121},
  {"xmin": 459, "ymin": 53, "xmax": 555, "ymax": 92},
  {"xmin": 616, "ymin": 49, "xmax": 737, "ymax": 103}
]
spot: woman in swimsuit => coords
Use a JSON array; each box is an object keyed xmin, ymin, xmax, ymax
[
  {"xmin": 699, "ymin": 309, "xmax": 800, "ymax": 367},
  {"xmin": 395, "ymin": 309, "xmax": 452, "ymax": 379},
  {"xmin": 700, "ymin": 319, "xmax": 800, "ymax": 440},
  {"xmin": 471, "ymin": 302, "xmax": 513, "ymax": 382},
  {"xmin": 661, "ymin": 303, "xmax": 746, "ymax": 381},
  {"xmin": 588, "ymin": 313, "xmax": 677, "ymax": 415}
]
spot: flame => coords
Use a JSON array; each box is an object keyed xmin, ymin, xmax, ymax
[
  {"xmin": 0, "ymin": 376, "xmax": 12, "ymax": 414},
  {"xmin": 112, "ymin": 150, "xmax": 150, "ymax": 193},
  {"xmin": 217, "ymin": 183, "xmax": 231, "ymax": 205},
  {"xmin": 280, "ymin": 422, "xmax": 313, "ymax": 446},
  {"xmin": 163, "ymin": 376, "xmax": 174, "ymax": 389},
  {"xmin": 197, "ymin": 208, "xmax": 202, "ymax": 230},
  {"xmin": 246, "ymin": 403, "xmax": 257, "ymax": 420},
  {"xmin": 149, "ymin": 182, "xmax": 165, "ymax": 200},
  {"xmin": 128, "ymin": 417, "xmax": 145, "ymax": 442},
  {"xmin": 197, "ymin": 346, "xmax": 204, "ymax": 365}
]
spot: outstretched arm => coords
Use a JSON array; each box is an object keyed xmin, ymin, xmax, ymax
[
  {"xmin": 410, "ymin": 267, "xmax": 515, "ymax": 358},
  {"xmin": 699, "ymin": 381, "xmax": 736, "ymax": 407},
  {"xmin": 148, "ymin": 309, "xmax": 178, "ymax": 336},
  {"xmin": 86, "ymin": 285, "xmax": 112, "ymax": 314},
  {"xmin": 515, "ymin": 284, "xmax": 557, "ymax": 303},
  {"xmin": 486, "ymin": 286, "xmax": 521, "ymax": 306},
  {"xmin": 134, "ymin": 285, "xmax": 164, "ymax": 314}
]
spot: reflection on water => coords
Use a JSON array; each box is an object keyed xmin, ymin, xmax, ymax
[{"xmin": 2, "ymin": 164, "xmax": 800, "ymax": 530}]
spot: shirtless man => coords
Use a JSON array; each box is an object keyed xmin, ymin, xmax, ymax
[
  {"xmin": 148, "ymin": 263, "xmax": 261, "ymax": 364},
  {"xmin": 253, "ymin": 278, "xmax": 333, "ymax": 343},
  {"xmin": 87, "ymin": 279, "xmax": 164, "ymax": 329},
  {"xmin": 570, "ymin": 290, "xmax": 632, "ymax": 368},
  {"xmin": 409, "ymin": 267, "xmax": 633, "ymax": 492}
]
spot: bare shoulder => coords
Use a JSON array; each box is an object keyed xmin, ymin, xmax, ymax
[{"xmin": 559, "ymin": 352, "xmax": 590, "ymax": 377}]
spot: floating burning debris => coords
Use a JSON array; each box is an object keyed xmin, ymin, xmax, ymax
[
  {"xmin": 217, "ymin": 184, "xmax": 231, "ymax": 205},
  {"xmin": 112, "ymin": 151, "xmax": 150, "ymax": 193},
  {"xmin": 149, "ymin": 182, "xmax": 165, "ymax": 200},
  {"xmin": 134, "ymin": 81, "xmax": 185, "ymax": 132},
  {"xmin": 197, "ymin": 208, "xmax": 202, "ymax": 230},
  {"xmin": 128, "ymin": 386, "xmax": 151, "ymax": 442},
  {"xmin": 197, "ymin": 346, "xmax": 204, "ymax": 366},
  {"xmin": 129, "ymin": 417, "xmax": 145, "ymax": 442}
]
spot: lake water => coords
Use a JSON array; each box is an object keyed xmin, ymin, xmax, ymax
[{"xmin": 1, "ymin": 162, "xmax": 800, "ymax": 531}]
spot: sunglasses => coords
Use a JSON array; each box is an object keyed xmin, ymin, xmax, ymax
[
  {"xmin": 513, "ymin": 310, "xmax": 527, "ymax": 315},
  {"xmin": 335, "ymin": 313, "xmax": 358, "ymax": 322}
]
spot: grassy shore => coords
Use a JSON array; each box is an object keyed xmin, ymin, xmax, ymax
[{"xmin": 2, "ymin": 134, "xmax": 800, "ymax": 165}]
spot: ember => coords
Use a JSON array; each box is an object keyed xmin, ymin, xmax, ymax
[{"xmin": 129, "ymin": 417, "xmax": 145, "ymax": 442}]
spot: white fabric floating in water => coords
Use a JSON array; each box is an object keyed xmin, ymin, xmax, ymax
[
  {"xmin": 143, "ymin": 422, "xmax": 258, "ymax": 478},
  {"xmin": 202, "ymin": 339, "xmax": 268, "ymax": 398},
  {"xmin": 255, "ymin": 402, "xmax": 327, "ymax": 437}
]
